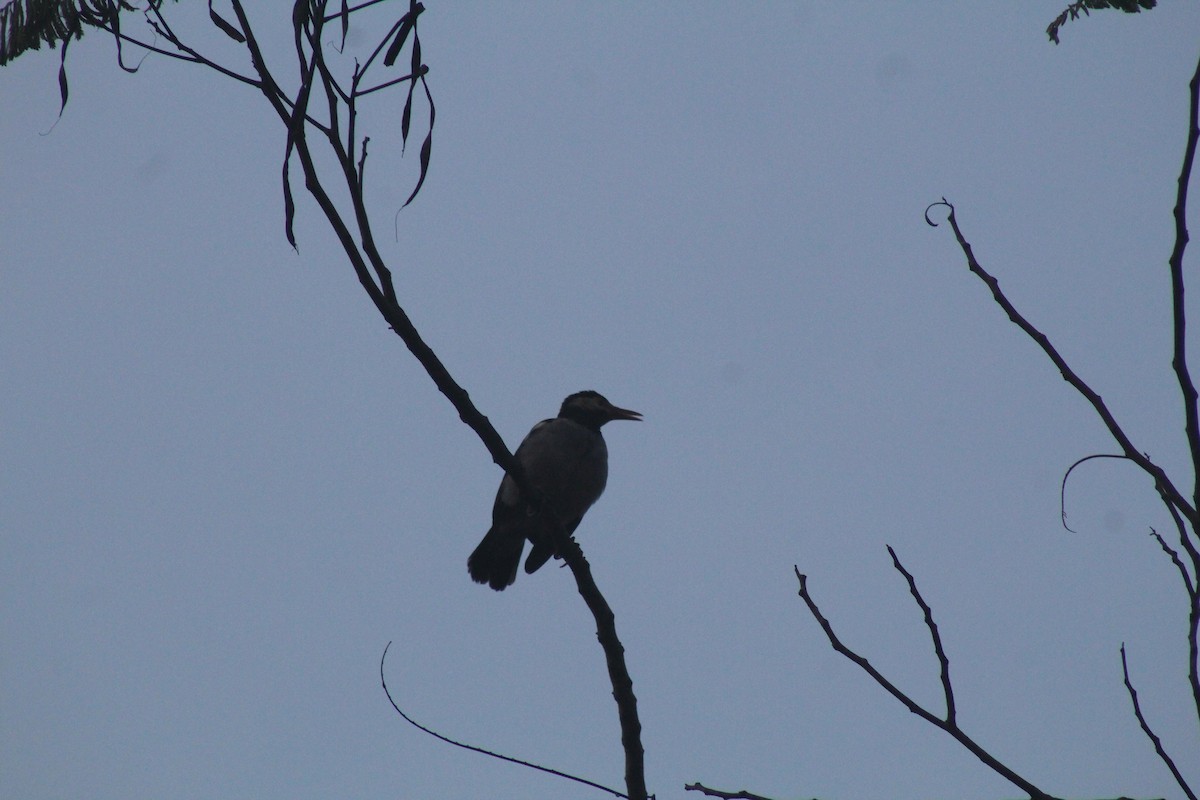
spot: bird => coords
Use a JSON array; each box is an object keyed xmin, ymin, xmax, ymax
[{"xmin": 467, "ymin": 391, "xmax": 641, "ymax": 591}]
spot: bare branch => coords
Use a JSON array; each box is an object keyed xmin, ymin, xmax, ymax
[
  {"xmin": 1169, "ymin": 50, "xmax": 1200, "ymax": 540},
  {"xmin": 379, "ymin": 642, "xmax": 629, "ymax": 799},
  {"xmin": 926, "ymin": 198, "xmax": 1197, "ymax": 527},
  {"xmin": 795, "ymin": 565, "xmax": 1058, "ymax": 800},
  {"xmin": 887, "ymin": 545, "xmax": 955, "ymax": 724},
  {"xmin": 1120, "ymin": 644, "xmax": 1197, "ymax": 800},
  {"xmin": 557, "ymin": 535, "xmax": 648, "ymax": 800},
  {"xmin": 1152, "ymin": 528, "xmax": 1195, "ymax": 598},
  {"xmin": 683, "ymin": 782, "xmax": 783, "ymax": 800}
]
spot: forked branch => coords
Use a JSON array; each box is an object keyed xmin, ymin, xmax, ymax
[{"xmin": 794, "ymin": 561, "xmax": 1057, "ymax": 800}]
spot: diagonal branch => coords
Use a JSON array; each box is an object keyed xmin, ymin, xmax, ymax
[
  {"xmin": 558, "ymin": 536, "xmax": 647, "ymax": 800},
  {"xmin": 683, "ymin": 782, "xmax": 779, "ymax": 800},
  {"xmin": 1169, "ymin": 51, "xmax": 1200, "ymax": 547},
  {"xmin": 794, "ymin": 563, "xmax": 1057, "ymax": 800},
  {"xmin": 887, "ymin": 545, "xmax": 955, "ymax": 725},
  {"xmin": 222, "ymin": 5, "xmax": 648, "ymax": 797},
  {"xmin": 926, "ymin": 199, "xmax": 1197, "ymax": 528},
  {"xmin": 1121, "ymin": 644, "xmax": 1197, "ymax": 800}
]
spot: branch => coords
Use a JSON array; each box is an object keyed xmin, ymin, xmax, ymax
[
  {"xmin": 1121, "ymin": 644, "xmax": 1197, "ymax": 800},
  {"xmin": 1046, "ymin": 0, "xmax": 1157, "ymax": 45},
  {"xmin": 379, "ymin": 642, "xmax": 628, "ymax": 799},
  {"xmin": 558, "ymin": 536, "xmax": 648, "ymax": 800},
  {"xmin": 1169, "ymin": 49, "xmax": 1200, "ymax": 553},
  {"xmin": 926, "ymin": 198, "xmax": 1197, "ymax": 527},
  {"xmin": 141, "ymin": 5, "xmax": 644, "ymax": 796},
  {"xmin": 1060, "ymin": 453, "xmax": 1130, "ymax": 532},
  {"xmin": 794, "ymin": 563, "xmax": 1057, "ymax": 800},
  {"xmin": 683, "ymin": 783, "xmax": 782, "ymax": 800},
  {"xmin": 887, "ymin": 545, "xmax": 955, "ymax": 724}
]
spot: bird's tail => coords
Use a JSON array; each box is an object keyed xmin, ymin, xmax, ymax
[{"xmin": 467, "ymin": 526, "xmax": 524, "ymax": 591}]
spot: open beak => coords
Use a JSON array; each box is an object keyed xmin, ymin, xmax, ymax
[{"xmin": 606, "ymin": 404, "xmax": 642, "ymax": 422}]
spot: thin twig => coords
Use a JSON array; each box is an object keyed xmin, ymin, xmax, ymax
[
  {"xmin": 1152, "ymin": 527, "xmax": 1196, "ymax": 598},
  {"xmin": 1059, "ymin": 453, "xmax": 1129, "ymax": 533},
  {"xmin": 1120, "ymin": 644, "xmax": 1197, "ymax": 800},
  {"xmin": 683, "ymin": 782, "xmax": 782, "ymax": 800},
  {"xmin": 887, "ymin": 546, "xmax": 955, "ymax": 724},
  {"xmin": 926, "ymin": 199, "xmax": 1196, "ymax": 528},
  {"xmin": 379, "ymin": 642, "xmax": 629, "ymax": 799},
  {"xmin": 794, "ymin": 565, "xmax": 1057, "ymax": 800}
]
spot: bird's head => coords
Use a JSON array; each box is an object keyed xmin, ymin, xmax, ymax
[{"xmin": 558, "ymin": 390, "xmax": 642, "ymax": 430}]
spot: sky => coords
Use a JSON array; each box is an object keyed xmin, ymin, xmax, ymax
[{"xmin": 4, "ymin": 3, "xmax": 1200, "ymax": 799}]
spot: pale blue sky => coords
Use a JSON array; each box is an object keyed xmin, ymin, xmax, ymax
[{"xmin": 4, "ymin": 3, "xmax": 1200, "ymax": 799}]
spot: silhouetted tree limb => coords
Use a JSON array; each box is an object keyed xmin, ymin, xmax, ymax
[
  {"xmin": 1121, "ymin": 645, "xmax": 1197, "ymax": 800},
  {"xmin": 925, "ymin": 198, "xmax": 1196, "ymax": 529},
  {"xmin": 558, "ymin": 536, "xmax": 647, "ymax": 800},
  {"xmin": 923, "ymin": 48, "xmax": 1200, "ymax": 799},
  {"xmin": 29, "ymin": 3, "xmax": 649, "ymax": 797},
  {"xmin": 794, "ymin": 563, "xmax": 1058, "ymax": 800},
  {"xmin": 1046, "ymin": 0, "xmax": 1156, "ymax": 44},
  {"xmin": 0, "ymin": 0, "xmax": 130, "ymax": 66},
  {"xmin": 683, "ymin": 782, "xmax": 785, "ymax": 800},
  {"xmin": 379, "ymin": 642, "xmax": 629, "ymax": 799}
]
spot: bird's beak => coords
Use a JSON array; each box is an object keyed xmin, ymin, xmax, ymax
[{"xmin": 607, "ymin": 404, "xmax": 642, "ymax": 422}]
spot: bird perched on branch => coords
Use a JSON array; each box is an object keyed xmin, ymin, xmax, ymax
[{"xmin": 468, "ymin": 390, "xmax": 641, "ymax": 591}]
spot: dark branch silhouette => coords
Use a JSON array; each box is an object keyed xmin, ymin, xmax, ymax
[
  {"xmin": 1059, "ymin": 453, "xmax": 1131, "ymax": 532},
  {"xmin": 683, "ymin": 782, "xmax": 786, "ymax": 800},
  {"xmin": 915, "ymin": 48, "xmax": 1200, "ymax": 799},
  {"xmin": 48, "ymin": 3, "xmax": 650, "ymax": 797},
  {"xmin": 925, "ymin": 198, "xmax": 1196, "ymax": 528},
  {"xmin": 794, "ymin": 563, "xmax": 1057, "ymax": 800},
  {"xmin": 1120, "ymin": 645, "xmax": 1196, "ymax": 800},
  {"xmin": 1045, "ymin": 0, "xmax": 1156, "ymax": 44},
  {"xmin": 379, "ymin": 642, "xmax": 629, "ymax": 799}
]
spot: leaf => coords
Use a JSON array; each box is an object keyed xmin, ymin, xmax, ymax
[
  {"xmin": 409, "ymin": 33, "xmax": 421, "ymax": 77},
  {"xmin": 383, "ymin": 1, "xmax": 424, "ymax": 67},
  {"xmin": 56, "ymin": 36, "xmax": 69, "ymax": 118},
  {"xmin": 383, "ymin": 16, "xmax": 413, "ymax": 67},
  {"xmin": 402, "ymin": 131, "xmax": 432, "ymax": 207},
  {"xmin": 400, "ymin": 83, "xmax": 414, "ymax": 150},
  {"xmin": 209, "ymin": 0, "xmax": 245, "ymax": 43}
]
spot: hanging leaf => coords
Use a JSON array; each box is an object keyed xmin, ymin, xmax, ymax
[
  {"xmin": 283, "ymin": 154, "xmax": 298, "ymax": 250},
  {"xmin": 400, "ymin": 83, "xmax": 413, "ymax": 150},
  {"xmin": 55, "ymin": 36, "xmax": 69, "ymax": 117},
  {"xmin": 402, "ymin": 130, "xmax": 432, "ymax": 207},
  {"xmin": 208, "ymin": 0, "xmax": 245, "ymax": 43},
  {"xmin": 383, "ymin": 1, "xmax": 424, "ymax": 67}
]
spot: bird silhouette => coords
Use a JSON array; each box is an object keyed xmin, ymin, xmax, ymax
[{"xmin": 467, "ymin": 391, "xmax": 641, "ymax": 590}]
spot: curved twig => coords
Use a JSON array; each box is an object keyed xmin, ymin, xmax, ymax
[
  {"xmin": 927, "ymin": 198, "xmax": 1197, "ymax": 527},
  {"xmin": 1059, "ymin": 453, "xmax": 1130, "ymax": 533},
  {"xmin": 379, "ymin": 642, "xmax": 629, "ymax": 799}
]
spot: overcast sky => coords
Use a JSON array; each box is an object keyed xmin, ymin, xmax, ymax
[{"xmin": 4, "ymin": 3, "xmax": 1200, "ymax": 799}]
